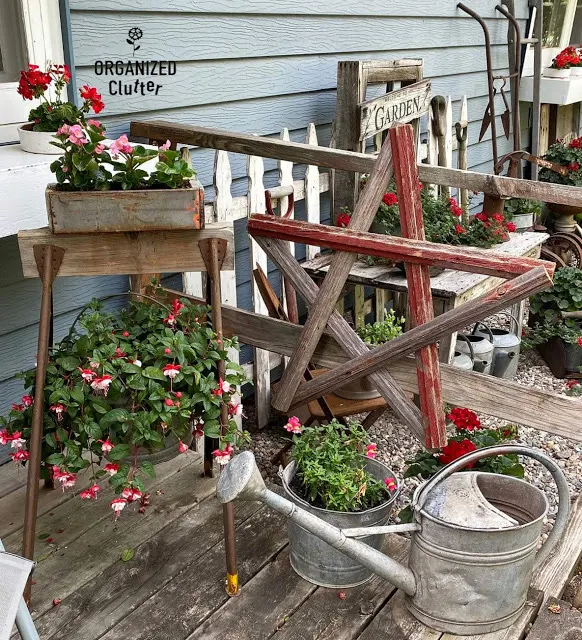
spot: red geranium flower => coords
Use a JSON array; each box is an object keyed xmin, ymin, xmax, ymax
[
  {"xmin": 475, "ymin": 212, "xmax": 488, "ymax": 222},
  {"xmin": 506, "ymin": 222, "xmax": 517, "ymax": 232},
  {"xmin": 570, "ymin": 162, "xmax": 580, "ymax": 172},
  {"xmin": 382, "ymin": 192, "xmax": 398, "ymax": 206},
  {"xmin": 570, "ymin": 137, "xmax": 582, "ymax": 149},
  {"xmin": 455, "ymin": 224, "xmax": 466, "ymax": 234},
  {"xmin": 79, "ymin": 85, "xmax": 105, "ymax": 114},
  {"xmin": 336, "ymin": 212, "xmax": 351, "ymax": 228},
  {"xmin": 491, "ymin": 213, "xmax": 505, "ymax": 223},
  {"xmin": 446, "ymin": 407, "xmax": 481, "ymax": 431},
  {"xmin": 439, "ymin": 439, "xmax": 477, "ymax": 467}
]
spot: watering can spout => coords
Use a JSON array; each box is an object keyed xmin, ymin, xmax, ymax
[{"xmin": 217, "ymin": 451, "xmax": 417, "ymax": 596}]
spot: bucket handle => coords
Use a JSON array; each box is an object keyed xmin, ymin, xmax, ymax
[
  {"xmin": 412, "ymin": 445, "xmax": 570, "ymax": 568},
  {"xmin": 455, "ymin": 333, "xmax": 475, "ymax": 361},
  {"xmin": 471, "ymin": 321, "xmax": 494, "ymax": 341}
]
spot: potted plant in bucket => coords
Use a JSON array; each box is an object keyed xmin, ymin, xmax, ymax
[
  {"xmin": 335, "ymin": 308, "xmax": 405, "ymax": 400},
  {"xmin": 544, "ymin": 46, "xmax": 579, "ymax": 78},
  {"xmin": 0, "ymin": 296, "xmax": 248, "ymax": 519},
  {"xmin": 46, "ymin": 121, "xmax": 204, "ymax": 233},
  {"xmin": 524, "ymin": 267, "xmax": 582, "ymax": 378},
  {"xmin": 16, "ymin": 63, "xmax": 104, "ymax": 154},
  {"xmin": 280, "ymin": 418, "xmax": 399, "ymax": 587},
  {"xmin": 503, "ymin": 197, "xmax": 541, "ymax": 232}
]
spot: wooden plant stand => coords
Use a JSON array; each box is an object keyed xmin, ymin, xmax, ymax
[{"xmin": 16, "ymin": 223, "xmax": 240, "ymax": 600}]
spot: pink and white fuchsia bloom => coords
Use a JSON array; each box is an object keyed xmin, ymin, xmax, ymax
[
  {"xmin": 212, "ymin": 444, "xmax": 234, "ymax": 465},
  {"xmin": 110, "ymin": 498, "xmax": 127, "ymax": 519},
  {"xmin": 78, "ymin": 368, "xmax": 96, "ymax": 382},
  {"xmin": 178, "ymin": 440, "xmax": 189, "ymax": 454},
  {"xmin": 162, "ymin": 364, "xmax": 181, "ymax": 379},
  {"xmin": 284, "ymin": 416, "xmax": 302, "ymax": 434},
  {"xmin": 98, "ymin": 437, "xmax": 114, "ymax": 454},
  {"xmin": 49, "ymin": 403, "xmax": 66, "ymax": 421},
  {"xmin": 104, "ymin": 463, "xmax": 119, "ymax": 475},
  {"xmin": 91, "ymin": 374, "xmax": 112, "ymax": 395},
  {"xmin": 80, "ymin": 484, "xmax": 101, "ymax": 500}
]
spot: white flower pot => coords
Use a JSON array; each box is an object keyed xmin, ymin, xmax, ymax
[
  {"xmin": 17, "ymin": 123, "xmax": 62, "ymax": 155},
  {"xmin": 570, "ymin": 66, "xmax": 582, "ymax": 77},
  {"xmin": 544, "ymin": 67, "xmax": 571, "ymax": 79}
]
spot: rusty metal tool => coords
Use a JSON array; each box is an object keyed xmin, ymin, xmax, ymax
[{"xmin": 499, "ymin": 78, "xmax": 511, "ymax": 140}]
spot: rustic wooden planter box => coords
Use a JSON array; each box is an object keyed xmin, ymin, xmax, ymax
[{"xmin": 46, "ymin": 179, "xmax": 204, "ymax": 234}]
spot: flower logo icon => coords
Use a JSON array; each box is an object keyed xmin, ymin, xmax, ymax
[{"xmin": 127, "ymin": 27, "xmax": 143, "ymax": 56}]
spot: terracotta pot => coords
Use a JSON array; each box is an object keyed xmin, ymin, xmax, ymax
[{"xmin": 18, "ymin": 123, "xmax": 62, "ymax": 155}]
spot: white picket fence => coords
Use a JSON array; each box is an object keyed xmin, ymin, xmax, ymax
[{"xmin": 184, "ymin": 98, "xmax": 468, "ymax": 427}]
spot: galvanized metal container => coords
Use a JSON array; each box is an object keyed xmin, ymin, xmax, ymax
[{"xmin": 281, "ymin": 457, "xmax": 398, "ymax": 587}]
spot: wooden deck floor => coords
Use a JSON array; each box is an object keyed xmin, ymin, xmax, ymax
[{"xmin": 2, "ymin": 452, "xmax": 582, "ymax": 640}]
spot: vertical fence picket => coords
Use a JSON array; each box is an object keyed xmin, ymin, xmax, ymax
[
  {"xmin": 305, "ymin": 124, "xmax": 321, "ymax": 260},
  {"xmin": 213, "ymin": 150, "xmax": 242, "ymax": 428},
  {"xmin": 248, "ymin": 154, "xmax": 271, "ymax": 428},
  {"xmin": 427, "ymin": 106, "xmax": 439, "ymax": 197},
  {"xmin": 278, "ymin": 128, "xmax": 295, "ymax": 325}
]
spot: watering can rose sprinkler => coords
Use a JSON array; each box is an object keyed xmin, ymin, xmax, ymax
[{"xmin": 217, "ymin": 445, "xmax": 570, "ymax": 635}]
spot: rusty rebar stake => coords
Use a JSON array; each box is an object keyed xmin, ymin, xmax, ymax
[
  {"xmin": 200, "ymin": 237, "xmax": 240, "ymax": 597},
  {"xmin": 22, "ymin": 244, "xmax": 65, "ymax": 603}
]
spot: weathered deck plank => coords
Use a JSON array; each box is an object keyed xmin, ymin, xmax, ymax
[
  {"xmin": 37, "ymin": 498, "xmax": 262, "ymax": 640},
  {"xmin": 187, "ymin": 549, "xmax": 317, "ymax": 639},
  {"xmin": 96, "ymin": 508, "xmax": 288, "ymax": 640},
  {"xmin": 272, "ymin": 535, "xmax": 409, "ymax": 640}
]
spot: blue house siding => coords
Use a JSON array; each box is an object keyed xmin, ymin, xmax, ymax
[{"xmin": 0, "ymin": 1, "xmax": 531, "ymax": 461}]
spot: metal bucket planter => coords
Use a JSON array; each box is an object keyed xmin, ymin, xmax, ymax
[
  {"xmin": 511, "ymin": 212, "xmax": 534, "ymax": 232},
  {"xmin": 45, "ymin": 179, "xmax": 204, "ymax": 234},
  {"xmin": 281, "ymin": 457, "xmax": 399, "ymax": 587}
]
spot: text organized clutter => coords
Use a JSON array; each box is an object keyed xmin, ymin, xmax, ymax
[{"xmin": 94, "ymin": 60, "xmax": 177, "ymax": 97}]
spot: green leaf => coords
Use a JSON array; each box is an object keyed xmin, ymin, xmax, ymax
[
  {"xmin": 46, "ymin": 453, "xmax": 65, "ymax": 465},
  {"xmin": 70, "ymin": 386, "xmax": 85, "ymax": 404},
  {"xmin": 85, "ymin": 422, "xmax": 102, "ymax": 439},
  {"xmin": 120, "ymin": 548, "xmax": 134, "ymax": 562},
  {"xmin": 106, "ymin": 443, "xmax": 131, "ymax": 461},
  {"xmin": 140, "ymin": 461, "xmax": 156, "ymax": 478},
  {"xmin": 143, "ymin": 366, "xmax": 166, "ymax": 381},
  {"xmin": 100, "ymin": 408, "xmax": 129, "ymax": 427},
  {"xmin": 38, "ymin": 533, "xmax": 51, "ymax": 540},
  {"xmin": 203, "ymin": 421, "xmax": 221, "ymax": 439}
]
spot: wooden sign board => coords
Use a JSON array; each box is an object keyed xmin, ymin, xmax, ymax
[{"xmin": 359, "ymin": 80, "xmax": 431, "ymax": 140}]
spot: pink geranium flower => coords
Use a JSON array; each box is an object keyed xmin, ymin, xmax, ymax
[
  {"xmin": 284, "ymin": 416, "xmax": 302, "ymax": 434},
  {"xmin": 57, "ymin": 123, "xmax": 70, "ymax": 136},
  {"xmin": 68, "ymin": 124, "xmax": 88, "ymax": 146},
  {"xmin": 366, "ymin": 443, "xmax": 378, "ymax": 459},
  {"xmin": 159, "ymin": 139, "xmax": 171, "ymax": 151},
  {"xmin": 109, "ymin": 134, "xmax": 133, "ymax": 157}
]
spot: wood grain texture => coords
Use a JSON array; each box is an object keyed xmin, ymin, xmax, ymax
[
  {"xmin": 272, "ymin": 134, "xmax": 394, "ymax": 413},
  {"xmin": 525, "ymin": 597, "xmax": 582, "ymax": 640},
  {"xmin": 17, "ymin": 224, "xmax": 234, "ymax": 278},
  {"xmin": 390, "ymin": 124, "xmax": 445, "ymax": 449},
  {"xmin": 290, "ymin": 267, "xmax": 552, "ymax": 409},
  {"xmin": 71, "ymin": 14, "xmax": 521, "ymax": 66},
  {"xmin": 250, "ymin": 237, "xmax": 424, "ymax": 439},
  {"xmin": 247, "ymin": 215, "xmax": 553, "ymax": 279},
  {"xmin": 130, "ymin": 122, "xmax": 582, "ymax": 206},
  {"xmin": 533, "ymin": 493, "xmax": 582, "ymax": 602},
  {"xmin": 46, "ymin": 180, "xmax": 204, "ymax": 234},
  {"xmin": 304, "ymin": 124, "xmax": 321, "ymax": 261}
]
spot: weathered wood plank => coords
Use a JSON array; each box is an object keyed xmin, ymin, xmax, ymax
[
  {"xmin": 0, "ymin": 463, "xmax": 26, "ymax": 499},
  {"xmin": 526, "ymin": 597, "xmax": 582, "ymax": 640},
  {"xmin": 187, "ymin": 549, "xmax": 317, "ymax": 639},
  {"xmin": 130, "ymin": 122, "xmax": 582, "ymax": 206},
  {"xmin": 390, "ymin": 124, "xmax": 445, "ymax": 448},
  {"xmin": 156, "ymin": 287, "xmax": 582, "ymax": 440},
  {"xmin": 6, "ymin": 455, "xmax": 204, "ymax": 616},
  {"xmin": 273, "ymin": 133, "xmax": 395, "ymax": 412},
  {"xmin": 272, "ymin": 534, "xmax": 409, "ymax": 640},
  {"xmin": 17, "ymin": 224, "xmax": 234, "ymax": 278},
  {"xmin": 96, "ymin": 508, "xmax": 289, "ymax": 640},
  {"xmin": 533, "ymin": 493, "xmax": 582, "ymax": 602},
  {"xmin": 358, "ymin": 590, "xmax": 442, "ymax": 639},
  {"xmin": 35, "ymin": 498, "xmax": 262, "ymax": 640},
  {"xmin": 289, "ymin": 266, "xmax": 552, "ymax": 409},
  {"xmin": 304, "ymin": 124, "xmax": 321, "ymax": 261},
  {"xmin": 360, "ymin": 80, "xmax": 431, "ymax": 140},
  {"xmin": 247, "ymin": 215, "xmax": 553, "ymax": 279}
]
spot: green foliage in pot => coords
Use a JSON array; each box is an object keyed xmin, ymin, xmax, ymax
[
  {"xmin": 503, "ymin": 197, "xmax": 542, "ymax": 220},
  {"xmin": 286, "ymin": 419, "xmax": 396, "ymax": 513},
  {"xmin": 355, "ymin": 308, "xmax": 404, "ymax": 345},
  {"xmin": 0, "ymin": 296, "xmax": 247, "ymax": 518},
  {"xmin": 539, "ymin": 137, "xmax": 582, "ymax": 187},
  {"xmin": 524, "ymin": 267, "xmax": 582, "ymax": 348}
]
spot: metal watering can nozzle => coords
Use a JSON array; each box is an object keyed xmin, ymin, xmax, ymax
[{"xmin": 216, "ymin": 451, "xmax": 418, "ymax": 596}]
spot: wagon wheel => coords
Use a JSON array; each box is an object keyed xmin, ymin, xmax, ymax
[
  {"xmin": 543, "ymin": 233, "xmax": 582, "ymax": 268},
  {"xmin": 540, "ymin": 246, "xmax": 568, "ymax": 268}
]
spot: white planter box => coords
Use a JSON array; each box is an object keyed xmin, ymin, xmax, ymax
[{"xmin": 17, "ymin": 124, "xmax": 62, "ymax": 155}]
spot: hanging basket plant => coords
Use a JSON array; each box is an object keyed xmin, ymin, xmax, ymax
[{"xmin": 0, "ymin": 295, "xmax": 248, "ymax": 519}]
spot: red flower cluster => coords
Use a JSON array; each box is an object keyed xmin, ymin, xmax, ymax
[
  {"xmin": 553, "ymin": 46, "xmax": 581, "ymax": 70},
  {"xmin": 336, "ymin": 211, "xmax": 351, "ymax": 228},
  {"xmin": 446, "ymin": 407, "xmax": 481, "ymax": 431},
  {"xmin": 382, "ymin": 192, "xmax": 398, "ymax": 206},
  {"xmin": 578, "ymin": 336, "xmax": 582, "ymax": 347},
  {"xmin": 449, "ymin": 197, "xmax": 463, "ymax": 217},
  {"xmin": 439, "ymin": 439, "xmax": 477, "ymax": 467},
  {"xmin": 570, "ymin": 137, "xmax": 582, "ymax": 149},
  {"xmin": 570, "ymin": 162, "xmax": 580, "ymax": 172},
  {"xmin": 454, "ymin": 224, "xmax": 466, "ymax": 234},
  {"xmin": 566, "ymin": 380, "xmax": 580, "ymax": 389},
  {"xmin": 17, "ymin": 64, "xmax": 52, "ymax": 100},
  {"xmin": 79, "ymin": 85, "xmax": 105, "ymax": 114}
]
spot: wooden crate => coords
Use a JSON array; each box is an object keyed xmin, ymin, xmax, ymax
[{"xmin": 46, "ymin": 178, "xmax": 204, "ymax": 234}]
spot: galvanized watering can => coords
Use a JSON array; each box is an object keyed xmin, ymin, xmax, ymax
[
  {"xmin": 217, "ymin": 446, "xmax": 569, "ymax": 635},
  {"xmin": 472, "ymin": 315, "xmax": 521, "ymax": 380},
  {"xmin": 455, "ymin": 333, "xmax": 494, "ymax": 374}
]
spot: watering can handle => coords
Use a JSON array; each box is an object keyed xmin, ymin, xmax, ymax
[
  {"xmin": 456, "ymin": 333, "xmax": 475, "ymax": 361},
  {"xmin": 471, "ymin": 321, "xmax": 494, "ymax": 341},
  {"xmin": 412, "ymin": 445, "xmax": 570, "ymax": 569}
]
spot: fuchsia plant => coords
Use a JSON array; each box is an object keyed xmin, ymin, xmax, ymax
[{"xmin": 0, "ymin": 296, "xmax": 248, "ymax": 519}]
